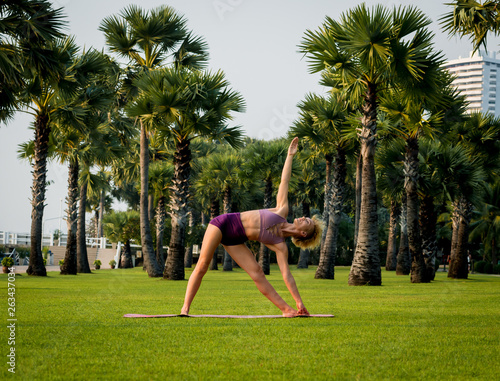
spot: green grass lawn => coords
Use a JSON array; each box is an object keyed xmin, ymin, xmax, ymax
[{"xmin": 2, "ymin": 265, "xmax": 499, "ymax": 380}]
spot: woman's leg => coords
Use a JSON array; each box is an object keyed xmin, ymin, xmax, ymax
[
  {"xmin": 224, "ymin": 244, "xmax": 297, "ymax": 317},
  {"xmin": 181, "ymin": 224, "xmax": 222, "ymax": 315}
]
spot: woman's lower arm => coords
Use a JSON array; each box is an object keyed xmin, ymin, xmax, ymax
[{"xmin": 284, "ymin": 273, "xmax": 303, "ymax": 304}]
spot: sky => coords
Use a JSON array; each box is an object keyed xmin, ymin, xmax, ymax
[{"xmin": 1, "ymin": 0, "xmax": 499, "ymax": 235}]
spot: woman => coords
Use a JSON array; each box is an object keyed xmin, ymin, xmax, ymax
[{"xmin": 181, "ymin": 137, "xmax": 324, "ymax": 317}]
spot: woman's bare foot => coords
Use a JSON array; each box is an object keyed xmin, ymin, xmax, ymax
[
  {"xmin": 282, "ymin": 308, "xmax": 298, "ymax": 318},
  {"xmin": 180, "ymin": 307, "xmax": 189, "ymax": 316}
]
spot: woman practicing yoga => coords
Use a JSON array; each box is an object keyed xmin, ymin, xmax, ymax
[{"xmin": 181, "ymin": 137, "xmax": 324, "ymax": 317}]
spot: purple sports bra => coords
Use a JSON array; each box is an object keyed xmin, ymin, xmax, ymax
[{"xmin": 258, "ymin": 209, "xmax": 286, "ymax": 245}]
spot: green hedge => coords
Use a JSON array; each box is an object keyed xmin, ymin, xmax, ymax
[
  {"xmin": 474, "ymin": 261, "xmax": 487, "ymax": 273},
  {"xmin": 483, "ymin": 263, "xmax": 493, "ymax": 274}
]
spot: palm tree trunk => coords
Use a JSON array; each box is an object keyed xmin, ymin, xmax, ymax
[
  {"xmin": 94, "ymin": 210, "xmax": 99, "ymax": 239},
  {"xmin": 353, "ymin": 153, "xmax": 363, "ymax": 252},
  {"xmin": 258, "ymin": 178, "xmax": 273, "ymax": 275},
  {"xmin": 385, "ymin": 200, "xmax": 400, "ymax": 271},
  {"xmin": 121, "ymin": 240, "xmax": 133, "ymax": 268},
  {"xmin": 149, "ymin": 193, "xmax": 155, "ymax": 221},
  {"xmin": 450, "ymin": 200, "xmax": 460, "ymax": 259},
  {"xmin": 448, "ymin": 196, "xmax": 472, "ymax": 279},
  {"xmin": 297, "ymin": 202, "xmax": 311, "ymax": 269},
  {"xmin": 316, "ymin": 149, "xmax": 346, "ymax": 279},
  {"xmin": 139, "ymin": 121, "xmax": 162, "ymax": 277},
  {"xmin": 77, "ymin": 181, "xmax": 91, "ymax": 273},
  {"xmin": 184, "ymin": 209, "xmax": 195, "ymax": 268},
  {"xmin": 209, "ymin": 198, "xmax": 220, "ymax": 271},
  {"xmin": 61, "ymin": 158, "xmax": 79, "ymax": 275},
  {"xmin": 420, "ymin": 195, "xmax": 437, "ymax": 281},
  {"xmin": 405, "ymin": 138, "xmax": 429, "ymax": 283},
  {"xmin": 27, "ymin": 113, "xmax": 50, "ymax": 276},
  {"xmin": 396, "ymin": 193, "xmax": 411, "ymax": 275},
  {"xmin": 155, "ymin": 195, "xmax": 167, "ymax": 266},
  {"xmin": 223, "ymin": 186, "xmax": 233, "ymax": 271},
  {"xmin": 97, "ymin": 190, "xmax": 104, "ymax": 238},
  {"xmin": 164, "ymin": 138, "xmax": 191, "ymax": 280},
  {"xmin": 320, "ymin": 153, "xmax": 334, "ymax": 252},
  {"xmin": 349, "ymin": 83, "xmax": 381, "ymax": 286}
]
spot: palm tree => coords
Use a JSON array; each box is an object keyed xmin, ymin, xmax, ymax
[
  {"xmin": 18, "ymin": 37, "xmax": 108, "ymax": 276},
  {"xmin": 54, "ymin": 53, "xmax": 118, "ymax": 275},
  {"xmin": 100, "ymin": 4, "xmax": 209, "ymax": 278},
  {"xmin": 446, "ymin": 113, "xmax": 500, "ymax": 278},
  {"xmin": 128, "ymin": 68, "xmax": 245, "ymax": 280},
  {"xmin": 149, "ymin": 160, "xmax": 174, "ymax": 266},
  {"xmin": 300, "ymin": 4, "xmax": 440, "ymax": 285},
  {"xmin": 379, "ymin": 66, "xmax": 455, "ymax": 283},
  {"xmin": 376, "ymin": 138, "xmax": 406, "ymax": 272},
  {"xmin": 469, "ymin": 180, "xmax": 500, "ymax": 266},
  {"xmin": 0, "ymin": 0, "xmax": 65, "ymax": 122},
  {"xmin": 78, "ymin": 123, "xmax": 130, "ymax": 273},
  {"xmin": 441, "ymin": 0, "xmax": 500, "ymax": 54},
  {"xmin": 103, "ymin": 210, "xmax": 140, "ymax": 268}
]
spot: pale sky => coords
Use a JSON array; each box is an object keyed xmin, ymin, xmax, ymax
[{"xmin": 1, "ymin": 0, "xmax": 499, "ymax": 234}]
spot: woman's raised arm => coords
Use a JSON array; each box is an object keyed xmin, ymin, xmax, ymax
[{"xmin": 275, "ymin": 137, "xmax": 298, "ymax": 211}]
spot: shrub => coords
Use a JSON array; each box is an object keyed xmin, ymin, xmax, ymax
[
  {"xmin": 483, "ymin": 263, "xmax": 493, "ymax": 274},
  {"xmin": 109, "ymin": 260, "xmax": 116, "ymax": 268},
  {"xmin": 474, "ymin": 261, "xmax": 487, "ymax": 273},
  {"xmin": 2, "ymin": 257, "xmax": 14, "ymax": 267},
  {"xmin": 59, "ymin": 260, "xmax": 64, "ymax": 266},
  {"xmin": 493, "ymin": 264, "xmax": 500, "ymax": 275},
  {"xmin": 93, "ymin": 260, "xmax": 101, "ymax": 266}
]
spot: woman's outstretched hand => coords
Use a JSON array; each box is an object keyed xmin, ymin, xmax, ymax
[
  {"xmin": 297, "ymin": 302, "xmax": 310, "ymax": 316},
  {"xmin": 288, "ymin": 137, "xmax": 299, "ymax": 156}
]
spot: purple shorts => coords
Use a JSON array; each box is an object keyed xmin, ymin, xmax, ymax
[{"xmin": 209, "ymin": 213, "xmax": 248, "ymax": 246}]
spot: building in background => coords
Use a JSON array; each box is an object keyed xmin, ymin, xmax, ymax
[{"xmin": 443, "ymin": 50, "xmax": 500, "ymax": 117}]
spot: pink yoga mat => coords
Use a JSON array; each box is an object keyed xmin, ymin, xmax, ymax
[{"xmin": 123, "ymin": 313, "xmax": 334, "ymax": 318}]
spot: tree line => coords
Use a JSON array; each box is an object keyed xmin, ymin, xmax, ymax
[{"xmin": 1, "ymin": 1, "xmax": 499, "ymax": 284}]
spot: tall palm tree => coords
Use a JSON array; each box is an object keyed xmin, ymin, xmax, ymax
[
  {"xmin": 446, "ymin": 113, "xmax": 500, "ymax": 278},
  {"xmin": 376, "ymin": 138, "xmax": 406, "ymax": 272},
  {"xmin": 379, "ymin": 65, "xmax": 455, "ymax": 283},
  {"xmin": 54, "ymin": 54, "xmax": 118, "ymax": 275},
  {"xmin": 300, "ymin": 4, "xmax": 440, "ymax": 285},
  {"xmin": 149, "ymin": 160, "xmax": 174, "ymax": 266},
  {"xmin": 100, "ymin": 4, "xmax": 209, "ymax": 277},
  {"xmin": 0, "ymin": 0, "xmax": 65, "ymax": 122},
  {"xmin": 18, "ymin": 37, "xmax": 108, "ymax": 276},
  {"xmin": 128, "ymin": 68, "xmax": 245, "ymax": 280},
  {"xmin": 441, "ymin": 0, "xmax": 500, "ymax": 54},
  {"xmin": 469, "ymin": 180, "xmax": 500, "ymax": 266}
]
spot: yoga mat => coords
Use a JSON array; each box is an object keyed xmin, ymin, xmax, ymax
[{"xmin": 124, "ymin": 313, "xmax": 334, "ymax": 318}]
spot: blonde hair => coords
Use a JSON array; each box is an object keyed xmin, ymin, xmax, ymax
[{"xmin": 291, "ymin": 215, "xmax": 324, "ymax": 250}]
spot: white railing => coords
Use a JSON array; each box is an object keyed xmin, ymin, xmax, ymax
[
  {"xmin": 0, "ymin": 231, "xmax": 107, "ymax": 248},
  {"xmin": 85, "ymin": 237, "xmax": 111, "ymax": 249}
]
